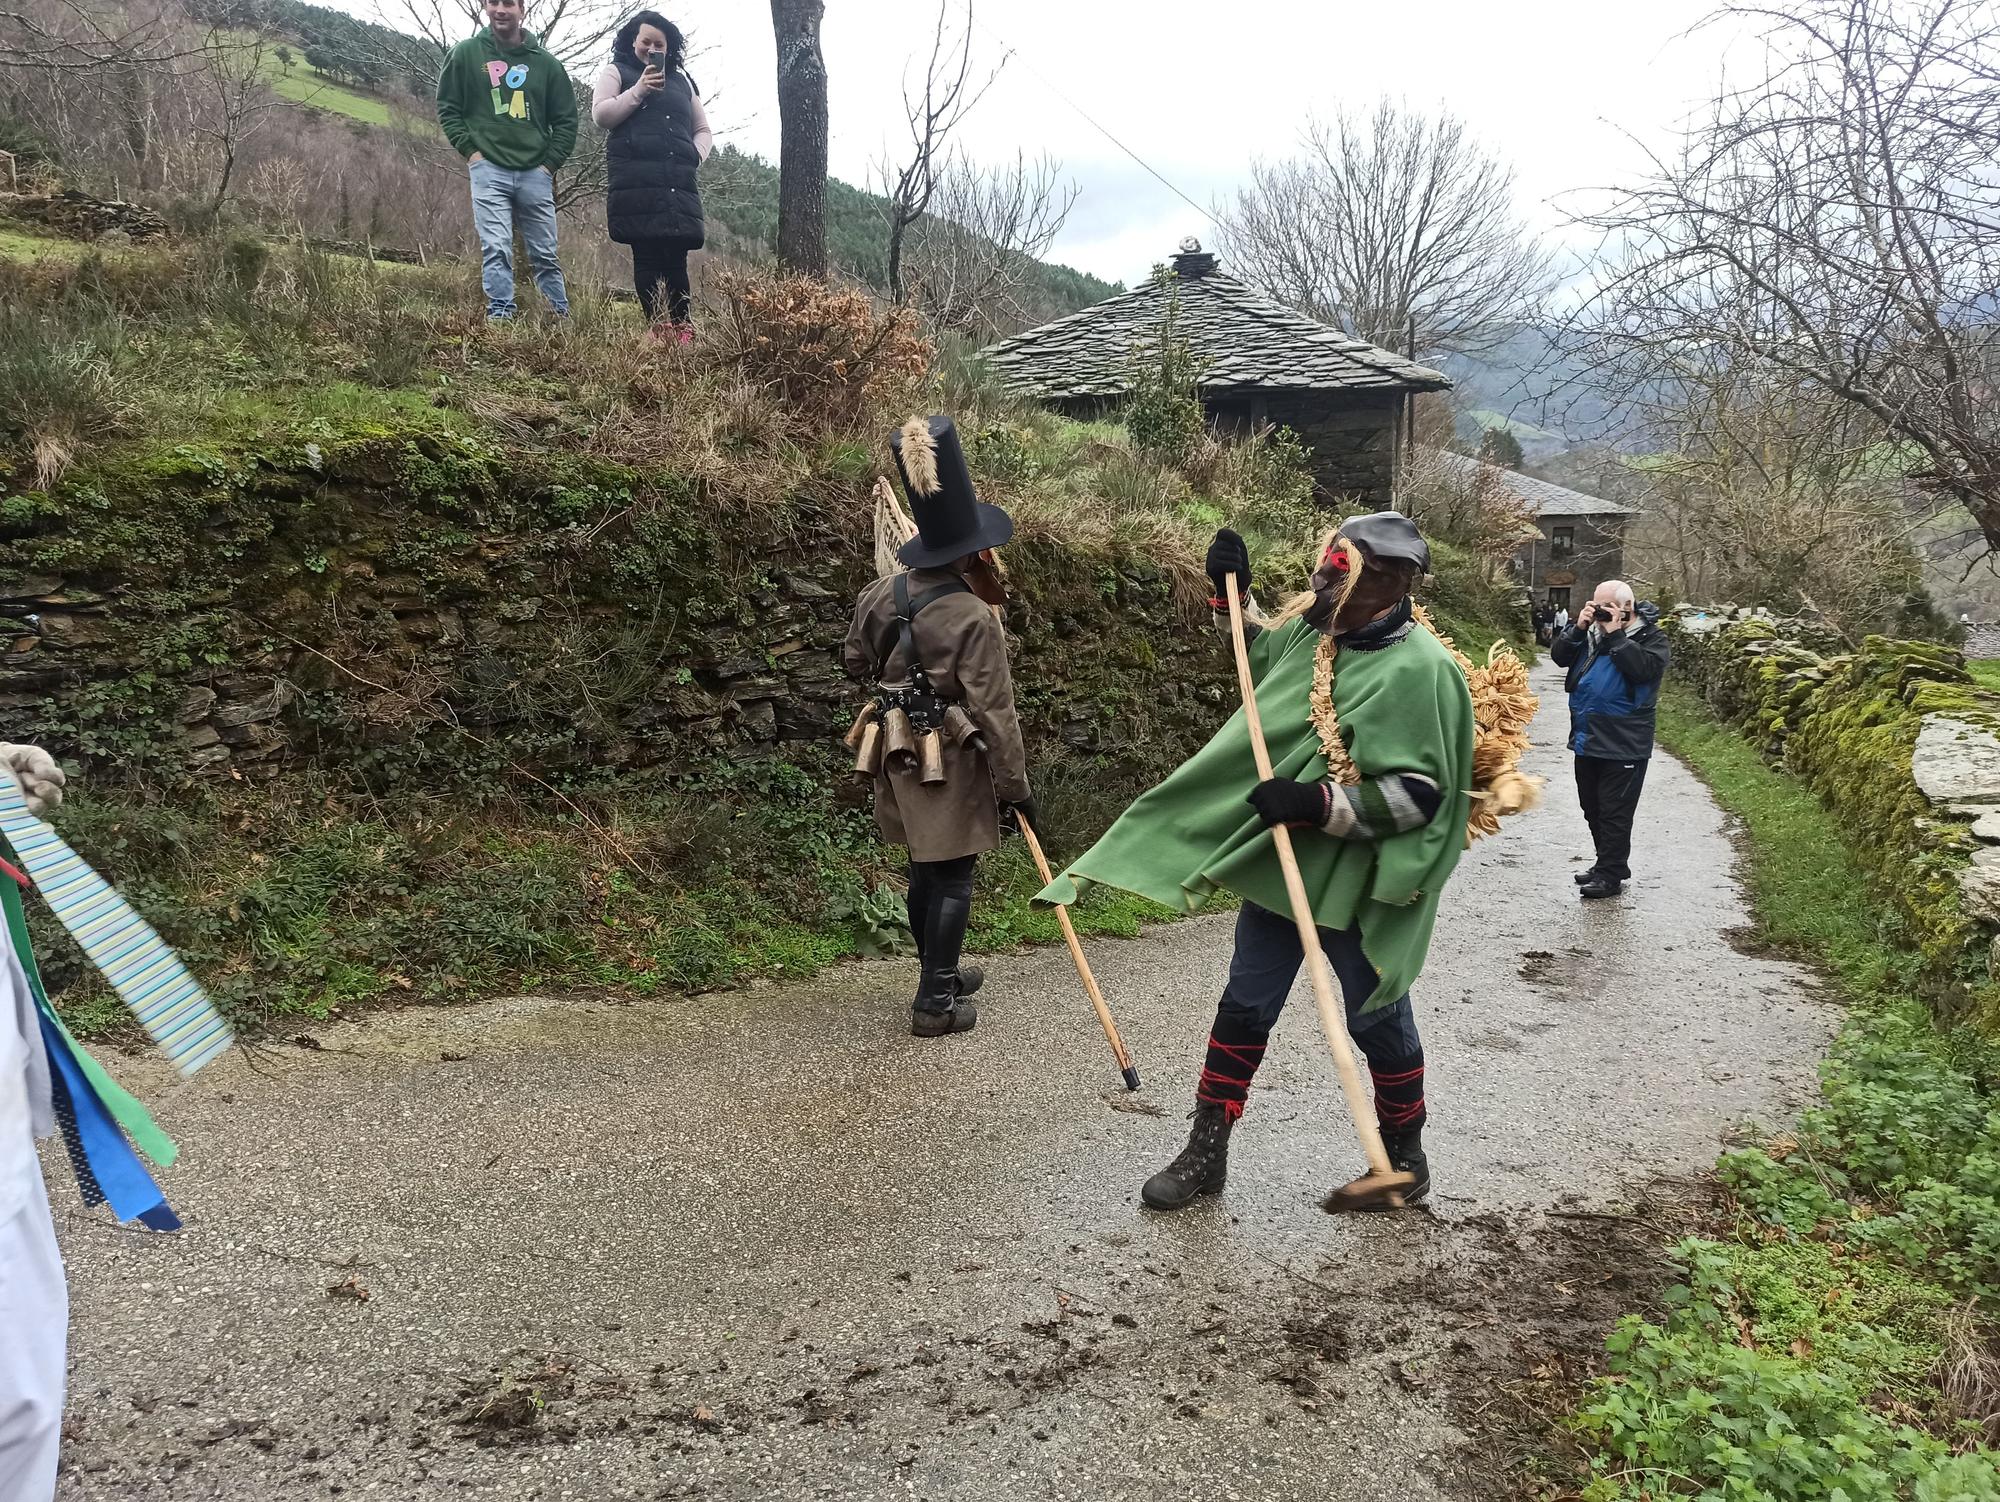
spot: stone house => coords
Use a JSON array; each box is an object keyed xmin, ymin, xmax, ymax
[
  {"xmin": 980, "ymin": 242, "xmax": 1451, "ymax": 507},
  {"xmin": 1431, "ymin": 452, "xmax": 1638, "ymax": 613}
]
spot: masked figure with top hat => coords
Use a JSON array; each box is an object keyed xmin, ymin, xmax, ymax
[
  {"xmin": 1038, "ymin": 517, "xmax": 1479, "ymax": 1213},
  {"xmin": 843, "ymin": 417, "xmax": 1033, "ymax": 1038}
]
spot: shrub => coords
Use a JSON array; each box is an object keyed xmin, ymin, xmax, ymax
[
  {"xmin": 0, "ymin": 300, "xmax": 142, "ymax": 484},
  {"xmin": 1123, "ymin": 269, "xmax": 1206, "ymax": 467},
  {"xmin": 712, "ymin": 269, "xmax": 933, "ymax": 433},
  {"xmin": 1574, "ymin": 1314, "xmax": 2000, "ymax": 1501}
]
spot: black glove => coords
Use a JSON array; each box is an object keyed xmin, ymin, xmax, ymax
[
  {"xmin": 1002, "ymin": 797, "xmax": 1042, "ymax": 837},
  {"xmin": 1247, "ymin": 777, "xmax": 1327, "ymax": 830},
  {"xmin": 1205, "ymin": 528, "xmax": 1251, "ymax": 604}
]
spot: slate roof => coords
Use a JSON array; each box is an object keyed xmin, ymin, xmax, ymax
[
  {"xmin": 981, "ymin": 256, "xmax": 1451, "ymax": 400},
  {"xmin": 1430, "ymin": 450, "xmax": 1639, "ymax": 519}
]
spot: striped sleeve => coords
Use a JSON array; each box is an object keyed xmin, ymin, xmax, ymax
[
  {"xmin": 1318, "ymin": 773, "xmax": 1443, "ymax": 841},
  {"xmin": 1212, "ymin": 596, "xmax": 1268, "ymax": 646}
]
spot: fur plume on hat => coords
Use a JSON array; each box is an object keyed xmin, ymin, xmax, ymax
[{"xmin": 899, "ymin": 417, "xmax": 940, "ymax": 497}]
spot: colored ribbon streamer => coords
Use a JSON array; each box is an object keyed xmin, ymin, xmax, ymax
[
  {"xmin": 0, "ymin": 775, "xmax": 233, "ymax": 1076},
  {"xmin": 4, "ymin": 870, "xmax": 181, "ymax": 1228}
]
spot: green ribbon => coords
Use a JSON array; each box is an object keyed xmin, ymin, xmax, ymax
[{"xmin": 2, "ymin": 862, "xmax": 177, "ymax": 1169}]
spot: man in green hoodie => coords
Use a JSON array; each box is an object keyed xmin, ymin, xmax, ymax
[{"xmin": 435, "ymin": 0, "xmax": 578, "ymax": 320}]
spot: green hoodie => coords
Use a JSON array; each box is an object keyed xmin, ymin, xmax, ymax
[{"xmin": 435, "ymin": 27, "xmax": 578, "ymax": 170}]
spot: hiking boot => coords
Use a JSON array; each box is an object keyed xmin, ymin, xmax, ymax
[
  {"xmin": 1324, "ymin": 1123, "xmax": 1430, "ymax": 1212},
  {"xmin": 1579, "ymin": 873, "xmax": 1625, "ymax": 900},
  {"xmin": 1141, "ymin": 1103, "xmax": 1234, "ymax": 1211},
  {"xmin": 911, "ymin": 997, "xmax": 977, "ymax": 1037},
  {"xmin": 956, "ymin": 964, "xmax": 984, "ymax": 999}
]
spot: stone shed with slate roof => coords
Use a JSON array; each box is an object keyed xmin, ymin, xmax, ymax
[
  {"xmin": 981, "ymin": 243, "xmax": 1451, "ymax": 506},
  {"xmin": 1431, "ymin": 451, "xmax": 1639, "ymax": 613}
]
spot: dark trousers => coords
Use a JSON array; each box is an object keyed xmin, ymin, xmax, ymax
[
  {"xmin": 1575, "ymin": 755, "xmax": 1649, "ymax": 880},
  {"xmin": 1200, "ymin": 902, "xmax": 1426, "ymax": 1127},
  {"xmin": 631, "ymin": 239, "xmax": 694, "ymax": 325},
  {"xmin": 907, "ymin": 854, "xmax": 976, "ymax": 1002}
]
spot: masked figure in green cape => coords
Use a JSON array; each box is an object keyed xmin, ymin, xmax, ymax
[{"xmin": 1036, "ymin": 514, "xmax": 1476, "ymax": 1213}]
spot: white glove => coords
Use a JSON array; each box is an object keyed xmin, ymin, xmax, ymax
[{"xmin": 0, "ymin": 743, "xmax": 66, "ymax": 816}]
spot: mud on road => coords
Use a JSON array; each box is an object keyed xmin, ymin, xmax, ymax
[{"xmin": 51, "ymin": 665, "xmax": 1833, "ymax": 1501}]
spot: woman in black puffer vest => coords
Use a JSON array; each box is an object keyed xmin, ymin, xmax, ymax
[{"xmin": 592, "ymin": 11, "xmax": 711, "ymax": 336}]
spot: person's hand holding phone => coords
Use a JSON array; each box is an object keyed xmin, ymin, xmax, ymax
[{"xmin": 639, "ymin": 54, "xmax": 666, "ymax": 92}]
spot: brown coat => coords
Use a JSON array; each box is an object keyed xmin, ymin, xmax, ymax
[{"xmin": 842, "ymin": 568, "xmax": 1031, "ymax": 863}]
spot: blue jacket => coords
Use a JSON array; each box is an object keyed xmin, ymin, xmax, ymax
[{"xmin": 1550, "ymin": 603, "xmax": 1671, "ymax": 760}]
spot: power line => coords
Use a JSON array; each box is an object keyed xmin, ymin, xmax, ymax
[{"xmin": 967, "ymin": 14, "xmax": 1220, "ymax": 231}]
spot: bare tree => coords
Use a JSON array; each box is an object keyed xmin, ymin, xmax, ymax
[
  {"xmin": 0, "ymin": 0, "xmax": 190, "ymax": 72},
  {"xmin": 1400, "ymin": 447, "xmax": 1539, "ymax": 572},
  {"xmin": 877, "ymin": 0, "xmax": 1001, "ymax": 304},
  {"xmin": 1564, "ymin": 0, "xmax": 2000, "ymax": 553},
  {"xmin": 770, "ymin": 0, "xmax": 827, "ymax": 277},
  {"xmin": 1217, "ymin": 100, "xmax": 1553, "ymax": 360},
  {"xmin": 382, "ymin": 0, "xmax": 618, "ymax": 74},
  {"xmin": 1622, "ymin": 360, "xmax": 1935, "ymax": 633},
  {"xmin": 902, "ymin": 149, "xmax": 1078, "ymax": 336},
  {"xmin": 189, "ymin": 28, "xmax": 280, "ymax": 215}
]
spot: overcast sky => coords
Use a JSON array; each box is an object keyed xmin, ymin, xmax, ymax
[{"xmin": 410, "ymin": 0, "xmax": 1766, "ymax": 286}]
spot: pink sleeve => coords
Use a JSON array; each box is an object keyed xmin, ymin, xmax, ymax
[
  {"xmin": 690, "ymin": 89, "xmax": 713, "ymax": 162},
  {"xmin": 592, "ymin": 63, "xmax": 640, "ymax": 129}
]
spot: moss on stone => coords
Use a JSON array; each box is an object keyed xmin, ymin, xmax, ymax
[{"xmin": 1668, "ymin": 617, "xmax": 2000, "ymax": 1025}]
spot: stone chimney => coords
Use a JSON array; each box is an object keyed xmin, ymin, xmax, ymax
[{"xmin": 1170, "ymin": 237, "xmax": 1218, "ymax": 279}]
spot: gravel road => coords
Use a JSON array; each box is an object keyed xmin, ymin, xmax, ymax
[{"xmin": 50, "ymin": 663, "xmax": 1835, "ymax": 1501}]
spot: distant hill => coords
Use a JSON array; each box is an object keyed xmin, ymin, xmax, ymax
[
  {"xmin": 697, "ymin": 145, "xmax": 1120, "ymax": 321},
  {"xmin": 1438, "ymin": 326, "xmax": 1652, "ymax": 452}
]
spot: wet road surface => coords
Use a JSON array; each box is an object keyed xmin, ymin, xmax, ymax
[{"xmin": 51, "ymin": 663, "xmax": 1835, "ymax": 1500}]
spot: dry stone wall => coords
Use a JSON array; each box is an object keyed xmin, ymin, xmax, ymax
[
  {"xmin": 1667, "ymin": 606, "xmax": 2000, "ymax": 1018},
  {"xmin": 0, "ymin": 429, "xmax": 1234, "ymax": 806}
]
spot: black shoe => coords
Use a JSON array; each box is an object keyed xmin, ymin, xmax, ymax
[
  {"xmin": 1573, "ymin": 867, "xmax": 1601, "ymax": 886},
  {"xmin": 911, "ymin": 998, "xmax": 977, "ymax": 1037},
  {"xmin": 1141, "ymin": 1103, "xmax": 1234, "ymax": 1211},
  {"xmin": 1325, "ymin": 1123, "xmax": 1431, "ymax": 1211},
  {"xmin": 1579, "ymin": 874, "xmax": 1625, "ymax": 900},
  {"xmin": 956, "ymin": 965, "xmax": 984, "ymax": 999}
]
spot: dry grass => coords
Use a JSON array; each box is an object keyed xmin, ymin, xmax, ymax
[
  {"xmin": 0, "ymin": 233, "xmax": 1335, "ymax": 590},
  {"xmin": 1941, "ymin": 1304, "xmax": 2000, "ymax": 1445}
]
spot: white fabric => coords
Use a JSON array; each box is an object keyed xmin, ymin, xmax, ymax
[
  {"xmin": 0, "ymin": 1171, "xmax": 65, "ymax": 1502},
  {"xmin": 0, "ymin": 749, "xmax": 61, "ymax": 818},
  {"xmin": 0, "ymin": 881, "xmax": 49, "ymax": 1231},
  {"xmin": 0, "ymin": 1007, "xmax": 28, "ymax": 1233}
]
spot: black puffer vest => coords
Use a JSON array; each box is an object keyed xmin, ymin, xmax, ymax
[{"xmin": 604, "ymin": 58, "xmax": 705, "ymax": 246}]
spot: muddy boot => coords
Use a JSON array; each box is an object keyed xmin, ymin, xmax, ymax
[
  {"xmin": 910, "ymin": 993, "xmax": 977, "ymax": 1036},
  {"xmin": 1323, "ymin": 1123, "xmax": 1430, "ymax": 1213},
  {"xmin": 1140, "ymin": 1103, "xmax": 1234, "ymax": 1210}
]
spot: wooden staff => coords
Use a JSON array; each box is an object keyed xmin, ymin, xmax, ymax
[
  {"xmin": 1018, "ymin": 816, "xmax": 1140, "ymax": 1092},
  {"xmin": 1222, "ymin": 574, "xmax": 1406, "ymax": 1203}
]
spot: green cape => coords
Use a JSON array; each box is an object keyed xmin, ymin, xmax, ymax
[{"xmin": 1035, "ymin": 617, "xmax": 1474, "ymax": 1011}]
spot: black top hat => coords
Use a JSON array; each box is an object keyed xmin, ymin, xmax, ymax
[
  {"xmin": 891, "ymin": 415, "xmax": 1015, "ymax": 569},
  {"xmin": 1337, "ymin": 511, "xmax": 1431, "ymax": 574}
]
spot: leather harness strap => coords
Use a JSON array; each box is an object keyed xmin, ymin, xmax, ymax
[{"xmin": 882, "ymin": 573, "xmax": 973, "ymax": 690}]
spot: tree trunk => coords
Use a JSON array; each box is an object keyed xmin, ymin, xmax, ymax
[
  {"xmin": 887, "ymin": 213, "xmax": 908, "ymax": 303},
  {"xmin": 770, "ymin": 0, "xmax": 828, "ymax": 277}
]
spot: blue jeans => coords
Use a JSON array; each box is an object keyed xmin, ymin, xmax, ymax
[
  {"xmin": 468, "ymin": 158, "xmax": 568, "ymax": 319},
  {"xmin": 1219, "ymin": 902, "xmax": 1421, "ymax": 1059}
]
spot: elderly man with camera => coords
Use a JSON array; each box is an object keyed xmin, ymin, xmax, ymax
[{"xmin": 1551, "ymin": 580, "xmax": 1671, "ymax": 900}]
